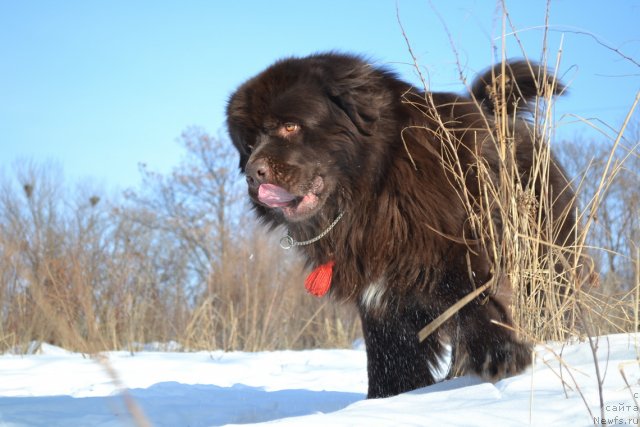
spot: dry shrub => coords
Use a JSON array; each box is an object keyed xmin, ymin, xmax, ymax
[{"xmin": 403, "ymin": 2, "xmax": 639, "ymax": 345}]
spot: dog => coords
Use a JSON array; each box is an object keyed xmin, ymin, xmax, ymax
[{"xmin": 226, "ymin": 52, "xmax": 575, "ymax": 398}]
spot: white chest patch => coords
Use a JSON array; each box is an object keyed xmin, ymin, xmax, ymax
[{"xmin": 360, "ymin": 278, "xmax": 387, "ymax": 312}]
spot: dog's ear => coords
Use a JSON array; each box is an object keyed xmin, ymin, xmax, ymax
[
  {"xmin": 327, "ymin": 86, "xmax": 379, "ymax": 136},
  {"xmin": 324, "ymin": 64, "xmax": 382, "ymax": 136}
]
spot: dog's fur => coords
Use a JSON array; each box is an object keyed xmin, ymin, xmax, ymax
[{"xmin": 226, "ymin": 53, "xmax": 575, "ymax": 398}]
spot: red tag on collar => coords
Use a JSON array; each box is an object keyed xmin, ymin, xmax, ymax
[{"xmin": 305, "ymin": 261, "xmax": 334, "ymax": 297}]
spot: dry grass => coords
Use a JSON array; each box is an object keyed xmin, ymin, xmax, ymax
[
  {"xmin": 401, "ymin": 1, "xmax": 640, "ymax": 348},
  {"xmin": 401, "ymin": 4, "xmax": 638, "ymax": 419}
]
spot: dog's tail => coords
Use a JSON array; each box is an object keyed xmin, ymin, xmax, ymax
[{"xmin": 470, "ymin": 60, "xmax": 565, "ymax": 116}]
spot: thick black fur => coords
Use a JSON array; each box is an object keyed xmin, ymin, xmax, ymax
[{"xmin": 226, "ymin": 53, "xmax": 574, "ymax": 398}]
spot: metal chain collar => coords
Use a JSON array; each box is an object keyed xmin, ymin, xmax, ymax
[{"xmin": 279, "ymin": 211, "xmax": 345, "ymax": 250}]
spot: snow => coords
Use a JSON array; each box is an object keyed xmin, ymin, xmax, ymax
[{"xmin": 1, "ymin": 334, "xmax": 639, "ymax": 426}]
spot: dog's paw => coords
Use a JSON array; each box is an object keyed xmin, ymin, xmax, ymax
[{"xmin": 475, "ymin": 339, "xmax": 532, "ymax": 381}]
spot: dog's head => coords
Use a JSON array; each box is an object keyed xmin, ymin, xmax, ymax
[{"xmin": 226, "ymin": 53, "xmax": 394, "ymax": 223}]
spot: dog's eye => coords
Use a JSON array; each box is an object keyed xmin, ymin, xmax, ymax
[
  {"xmin": 282, "ymin": 123, "xmax": 299, "ymax": 134},
  {"xmin": 275, "ymin": 122, "xmax": 301, "ymax": 138}
]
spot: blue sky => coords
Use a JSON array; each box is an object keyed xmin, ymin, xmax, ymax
[{"xmin": 1, "ymin": 0, "xmax": 639, "ymax": 190}]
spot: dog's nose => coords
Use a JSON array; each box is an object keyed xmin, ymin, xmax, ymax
[{"xmin": 245, "ymin": 158, "xmax": 271, "ymax": 189}]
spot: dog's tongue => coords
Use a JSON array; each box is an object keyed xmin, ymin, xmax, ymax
[{"xmin": 258, "ymin": 184, "xmax": 296, "ymax": 207}]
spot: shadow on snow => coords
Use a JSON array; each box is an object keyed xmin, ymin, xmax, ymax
[{"xmin": 0, "ymin": 382, "xmax": 364, "ymax": 426}]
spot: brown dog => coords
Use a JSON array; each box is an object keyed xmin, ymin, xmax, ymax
[{"xmin": 227, "ymin": 53, "xmax": 574, "ymax": 398}]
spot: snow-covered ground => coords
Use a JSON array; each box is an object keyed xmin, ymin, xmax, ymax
[{"xmin": 1, "ymin": 334, "xmax": 639, "ymax": 426}]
